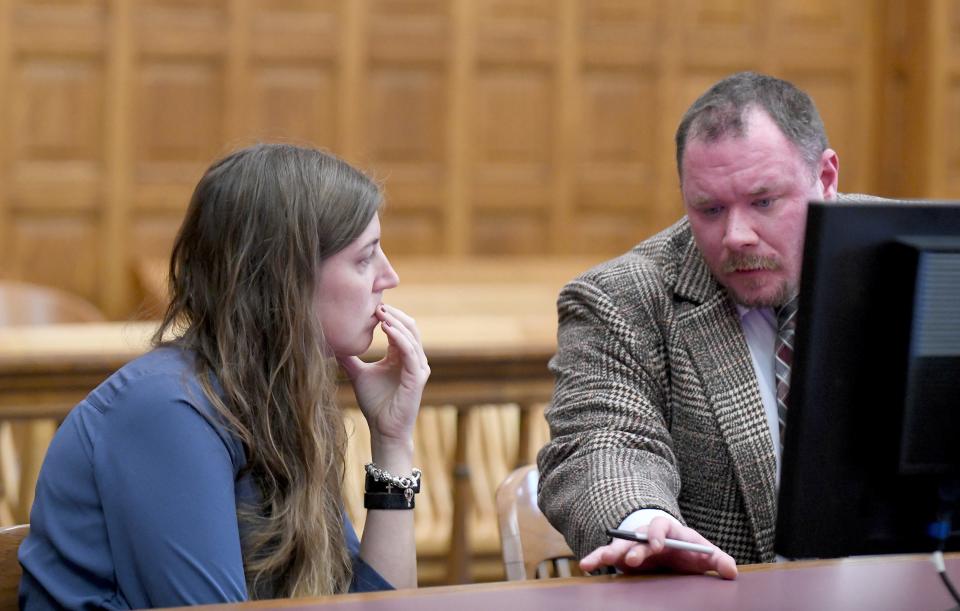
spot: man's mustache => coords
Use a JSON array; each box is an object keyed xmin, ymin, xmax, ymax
[{"xmin": 721, "ymin": 254, "xmax": 781, "ymax": 273}]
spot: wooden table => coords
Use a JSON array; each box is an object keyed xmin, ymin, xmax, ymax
[{"xmin": 165, "ymin": 554, "xmax": 960, "ymax": 610}]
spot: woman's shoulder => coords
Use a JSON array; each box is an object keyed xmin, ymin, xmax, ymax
[
  {"xmin": 84, "ymin": 347, "xmax": 201, "ymax": 413},
  {"xmin": 78, "ymin": 347, "xmax": 245, "ymax": 466}
]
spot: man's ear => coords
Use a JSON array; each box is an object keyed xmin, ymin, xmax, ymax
[{"xmin": 818, "ymin": 148, "xmax": 839, "ymax": 200}]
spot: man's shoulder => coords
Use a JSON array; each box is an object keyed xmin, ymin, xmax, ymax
[
  {"xmin": 572, "ymin": 218, "xmax": 696, "ymax": 292},
  {"xmin": 836, "ymin": 192, "xmax": 898, "ymax": 204}
]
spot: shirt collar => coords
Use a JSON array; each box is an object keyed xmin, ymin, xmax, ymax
[{"xmin": 735, "ymin": 302, "xmax": 777, "ymax": 327}]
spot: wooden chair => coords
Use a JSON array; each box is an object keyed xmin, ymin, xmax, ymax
[
  {"xmin": 0, "ymin": 282, "xmax": 105, "ymax": 326},
  {"xmin": 496, "ymin": 464, "xmax": 577, "ymax": 580},
  {"xmin": 0, "ymin": 525, "xmax": 27, "ymax": 610},
  {"xmin": 0, "ymin": 281, "xmax": 106, "ymax": 523}
]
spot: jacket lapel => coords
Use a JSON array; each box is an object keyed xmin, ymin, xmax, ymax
[{"xmin": 672, "ymin": 233, "xmax": 779, "ymax": 559}]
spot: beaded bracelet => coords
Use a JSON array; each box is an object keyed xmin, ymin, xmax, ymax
[{"xmin": 363, "ymin": 463, "xmax": 421, "ymax": 510}]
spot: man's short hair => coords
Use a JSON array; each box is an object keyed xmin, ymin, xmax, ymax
[{"xmin": 675, "ymin": 72, "xmax": 829, "ymax": 181}]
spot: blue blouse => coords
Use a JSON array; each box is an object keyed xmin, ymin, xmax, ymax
[{"xmin": 19, "ymin": 347, "xmax": 391, "ymax": 609}]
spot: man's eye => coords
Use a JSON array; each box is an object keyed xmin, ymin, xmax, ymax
[{"xmin": 754, "ymin": 198, "xmax": 773, "ymax": 208}]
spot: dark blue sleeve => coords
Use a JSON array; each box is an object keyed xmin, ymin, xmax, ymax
[
  {"xmin": 343, "ymin": 512, "xmax": 394, "ymax": 592},
  {"xmin": 92, "ymin": 374, "xmax": 248, "ymax": 607}
]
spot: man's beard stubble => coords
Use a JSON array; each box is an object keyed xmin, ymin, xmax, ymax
[{"xmin": 721, "ymin": 253, "xmax": 795, "ymax": 308}]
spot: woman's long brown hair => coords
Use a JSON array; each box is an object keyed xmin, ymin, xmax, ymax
[{"xmin": 153, "ymin": 143, "xmax": 382, "ymax": 597}]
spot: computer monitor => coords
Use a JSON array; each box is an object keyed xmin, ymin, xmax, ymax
[{"xmin": 775, "ymin": 200, "xmax": 960, "ymax": 558}]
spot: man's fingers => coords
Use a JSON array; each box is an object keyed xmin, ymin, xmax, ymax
[
  {"xmin": 644, "ymin": 518, "xmax": 673, "ymax": 553},
  {"xmin": 581, "ymin": 539, "xmax": 656, "ymax": 572},
  {"xmin": 589, "ymin": 521, "xmax": 738, "ymax": 580},
  {"xmin": 714, "ymin": 551, "xmax": 739, "ymax": 580},
  {"xmin": 622, "ymin": 543, "xmax": 656, "ymax": 568},
  {"xmin": 579, "ymin": 547, "xmax": 604, "ymax": 572}
]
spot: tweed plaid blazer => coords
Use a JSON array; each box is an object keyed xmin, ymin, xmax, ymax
[
  {"xmin": 537, "ymin": 194, "xmax": 885, "ymax": 565},
  {"xmin": 537, "ymin": 215, "xmax": 778, "ymax": 564}
]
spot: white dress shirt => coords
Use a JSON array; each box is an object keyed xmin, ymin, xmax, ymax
[{"xmin": 619, "ymin": 304, "xmax": 780, "ymax": 533}]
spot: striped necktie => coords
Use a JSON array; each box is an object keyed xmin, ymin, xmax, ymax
[{"xmin": 775, "ymin": 296, "xmax": 799, "ymax": 449}]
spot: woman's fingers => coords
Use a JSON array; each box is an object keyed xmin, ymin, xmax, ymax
[
  {"xmin": 377, "ymin": 315, "xmax": 429, "ymax": 381},
  {"xmin": 381, "ymin": 304, "xmax": 422, "ymax": 344},
  {"xmin": 377, "ymin": 305, "xmax": 428, "ymax": 372}
]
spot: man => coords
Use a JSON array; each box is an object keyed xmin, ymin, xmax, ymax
[{"xmin": 537, "ymin": 72, "xmax": 851, "ymax": 579}]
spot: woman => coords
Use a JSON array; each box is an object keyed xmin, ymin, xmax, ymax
[{"xmin": 19, "ymin": 144, "xmax": 429, "ymax": 608}]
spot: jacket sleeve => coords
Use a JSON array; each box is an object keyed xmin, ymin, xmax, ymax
[{"xmin": 536, "ymin": 271, "xmax": 684, "ymax": 559}]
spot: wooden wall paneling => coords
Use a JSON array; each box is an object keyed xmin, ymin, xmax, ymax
[
  {"xmin": 247, "ymin": 64, "xmax": 339, "ymax": 147},
  {"xmin": 0, "ymin": 0, "xmax": 10, "ymax": 280},
  {"xmin": 366, "ymin": 0, "xmax": 450, "ymax": 256},
  {"xmin": 246, "ymin": 1, "xmax": 341, "ymax": 150},
  {"xmin": 249, "ymin": 0, "xmax": 341, "ymax": 62},
  {"xmin": 651, "ymin": 2, "xmax": 684, "ymax": 236},
  {"xmin": 128, "ymin": 1, "xmax": 229, "ymax": 315},
  {"xmin": 854, "ymin": 1, "xmax": 881, "ymax": 198},
  {"xmin": 548, "ymin": 0, "xmax": 577, "ymax": 254},
  {"xmin": 104, "ymin": 0, "xmax": 134, "ymax": 317},
  {"xmin": 224, "ymin": 0, "xmax": 251, "ymax": 145},
  {"xmin": 876, "ymin": 1, "xmax": 906, "ymax": 198},
  {"xmin": 471, "ymin": 0, "xmax": 556, "ymax": 255},
  {"xmin": 445, "ymin": 0, "xmax": 474, "ymax": 256},
  {"xmin": 7, "ymin": 217, "xmax": 100, "ymax": 303},
  {"xmin": 574, "ymin": 1, "xmax": 662, "ymax": 253},
  {"xmin": 9, "ymin": 58, "xmax": 104, "ymax": 213},
  {"xmin": 783, "ymin": 69, "xmax": 870, "ymax": 192},
  {"xmin": 132, "ymin": 51, "xmax": 226, "ymax": 208},
  {"xmin": 128, "ymin": 213, "xmax": 180, "ymax": 318},
  {"xmin": 945, "ymin": 75, "xmax": 960, "ymax": 196},
  {"xmin": 5, "ymin": 1, "xmax": 107, "ymax": 304},
  {"xmin": 877, "ymin": 0, "xmax": 922, "ymax": 199},
  {"xmin": 669, "ymin": 1, "xmax": 761, "ymax": 237},
  {"xmin": 919, "ymin": 0, "xmax": 947, "ymax": 197},
  {"xmin": 773, "ymin": 0, "xmax": 879, "ymax": 195},
  {"xmin": 920, "ymin": 0, "xmax": 944, "ymax": 199},
  {"xmin": 338, "ymin": 0, "xmax": 366, "ymax": 163},
  {"xmin": 876, "ymin": 0, "xmax": 948, "ymax": 200},
  {"xmin": 0, "ymin": 0, "xmax": 933, "ymax": 316},
  {"xmin": 674, "ymin": 0, "xmax": 763, "ymax": 105},
  {"xmin": 938, "ymin": 0, "xmax": 960, "ymax": 197},
  {"xmin": 678, "ymin": 0, "xmax": 765, "ymax": 70},
  {"xmin": 573, "ymin": 68, "xmax": 659, "ymax": 251}
]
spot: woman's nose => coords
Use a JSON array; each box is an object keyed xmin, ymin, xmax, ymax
[{"xmin": 376, "ymin": 255, "xmax": 400, "ymax": 291}]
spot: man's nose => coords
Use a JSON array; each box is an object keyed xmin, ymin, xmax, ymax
[{"xmin": 722, "ymin": 209, "xmax": 760, "ymax": 250}]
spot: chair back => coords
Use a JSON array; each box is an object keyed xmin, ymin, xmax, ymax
[
  {"xmin": 0, "ymin": 525, "xmax": 27, "ymax": 611},
  {"xmin": 496, "ymin": 464, "xmax": 576, "ymax": 580},
  {"xmin": 0, "ymin": 281, "xmax": 105, "ymax": 326}
]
